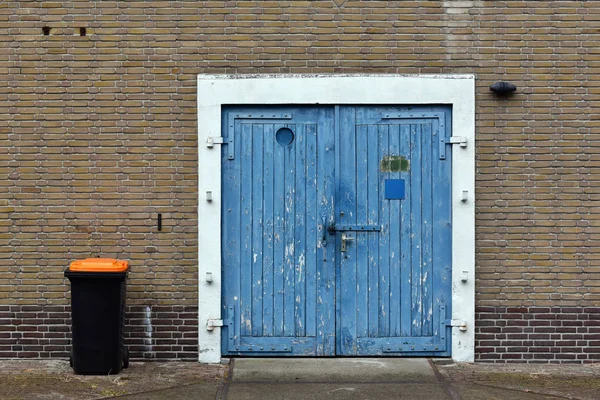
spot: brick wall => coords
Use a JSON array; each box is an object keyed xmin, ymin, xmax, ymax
[
  {"xmin": 0, "ymin": 304, "xmax": 197, "ymax": 359},
  {"xmin": 476, "ymin": 307, "xmax": 600, "ymax": 363},
  {"xmin": 1, "ymin": 1, "xmax": 599, "ymax": 362}
]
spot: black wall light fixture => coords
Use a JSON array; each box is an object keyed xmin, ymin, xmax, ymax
[{"xmin": 489, "ymin": 81, "xmax": 517, "ymax": 95}]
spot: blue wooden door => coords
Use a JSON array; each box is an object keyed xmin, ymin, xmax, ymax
[
  {"xmin": 336, "ymin": 106, "xmax": 452, "ymax": 356},
  {"xmin": 221, "ymin": 106, "xmax": 336, "ymax": 356},
  {"xmin": 221, "ymin": 105, "xmax": 452, "ymax": 356}
]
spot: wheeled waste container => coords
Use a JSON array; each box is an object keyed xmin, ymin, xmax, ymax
[{"xmin": 65, "ymin": 258, "xmax": 129, "ymax": 375}]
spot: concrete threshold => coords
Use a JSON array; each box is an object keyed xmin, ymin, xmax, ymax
[{"xmin": 232, "ymin": 358, "xmax": 437, "ymax": 383}]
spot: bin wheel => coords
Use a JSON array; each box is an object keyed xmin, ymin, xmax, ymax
[
  {"xmin": 123, "ymin": 346, "xmax": 129, "ymax": 369},
  {"xmin": 69, "ymin": 349, "xmax": 73, "ymax": 367}
]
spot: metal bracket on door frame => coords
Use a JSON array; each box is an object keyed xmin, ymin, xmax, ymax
[
  {"xmin": 328, "ymin": 224, "xmax": 381, "ymax": 233},
  {"xmin": 206, "ymin": 305, "xmax": 234, "ymax": 332},
  {"xmin": 444, "ymin": 318, "xmax": 468, "ymax": 332},
  {"xmin": 439, "ymin": 136, "xmax": 467, "ymax": 160},
  {"xmin": 382, "ymin": 343, "xmax": 444, "ymax": 353},
  {"xmin": 231, "ymin": 112, "xmax": 293, "ymax": 120},
  {"xmin": 206, "ymin": 135, "xmax": 235, "ymax": 161},
  {"xmin": 206, "ymin": 318, "xmax": 224, "ymax": 331},
  {"xmin": 206, "ymin": 136, "xmax": 226, "ymax": 148},
  {"xmin": 448, "ymin": 136, "xmax": 467, "ymax": 147}
]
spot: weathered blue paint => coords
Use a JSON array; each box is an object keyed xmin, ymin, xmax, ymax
[
  {"xmin": 222, "ymin": 107, "xmax": 336, "ymax": 355},
  {"xmin": 222, "ymin": 105, "xmax": 452, "ymax": 356},
  {"xmin": 337, "ymin": 106, "xmax": 452, "ymax": 356},
  {"xmin": 316, "ymin": 106, "xmax": 336, "ymax": 356}
]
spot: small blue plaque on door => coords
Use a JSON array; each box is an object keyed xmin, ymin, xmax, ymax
[{"xmin": 385, "ymin": 179, "xmax": 405, "ymax": 200}]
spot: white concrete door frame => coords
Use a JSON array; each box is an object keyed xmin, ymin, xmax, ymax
[{"xmin": 197, "ymin": 74, "xmax": 475, "ymax": 363}]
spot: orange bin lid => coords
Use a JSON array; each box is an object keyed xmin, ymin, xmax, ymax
[{"xmin": 69, "ymin": 258, "xmax": 129, "ymax": 272}]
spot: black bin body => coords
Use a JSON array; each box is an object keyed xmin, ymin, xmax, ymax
[{"xmin": 65, "ymin": 259, "xmax": 128, "ymax": 375}]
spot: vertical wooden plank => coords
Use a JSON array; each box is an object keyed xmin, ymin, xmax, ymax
[
  {"xmin": 240, "ymin": 122, "xmax": 253, "ymax": 337},
  {"xmin": 432, "ymin": 112, "xmax": 453, "ymax": 344},
  {"xmin": 399, "ymin": 123, "xmax": 412, "ymax": 337},
  {"xmin": 295, "ymin": 124, "xmax": 306, "ymax": 337},
  {"xmin": 410, "ymin": 124, "xmax": 423, "ymax": 337},
  {"xmin": 378, "ymin": 123, "xmax": 390, "ymax": 337},
  {"xmin": 338, "ymin": 106, "xmax": 358, "ymax": 354},
  {"xmin": 318, "ymin": 107, "xmax": 336, "ymax": 355},
  {"xmin": 251, "ymin": 124, "xmax": 264, "ymax": 337},
  {"xmin": 273, "ymin": 123, "xmax": 285, "ymax": 337},
  {"xmin": 305, "ymin": 123, "xmax": 318, "ymax": 339},
  {"xmin": 334, "ymin": 105, "xmax": 342, "ymax": 354},
  {"xmin": 421, "ymin": 123, "xmax": 434, "ymax": 336},
  {"xmin": 356, "ymin": 123, "xmax": 369, "ymax": 339},
  {"xmin": 388, "ymin": 124, "xmax": 401, "ymax": 337},
  {"xmin": 367, "ymin": 123, "xmax": 380, "ymax": 338},
  {"xmin": 262, "ymin": 124, "xmax": 275, "ymax": 336},
  {"xmin": 283, "ymin": 124, "xmax": 296, "ymax": 337},
  {"xmin": 221, "ymin": 111, "xmax": 242, "ymax": 351}
]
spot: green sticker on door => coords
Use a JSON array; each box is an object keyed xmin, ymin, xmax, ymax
[{"xmin": 380, "ymin": 155, "xmax": 409, "ymax": 172}]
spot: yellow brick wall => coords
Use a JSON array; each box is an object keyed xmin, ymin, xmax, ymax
[{"xmin": 1, "ymin": 1, "xmax": 599, "ymax": 360}]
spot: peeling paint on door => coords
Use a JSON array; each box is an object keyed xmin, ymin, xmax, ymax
[{"xmin": 221, "ymin": 105, "xmax": 452, "ymax": 357}]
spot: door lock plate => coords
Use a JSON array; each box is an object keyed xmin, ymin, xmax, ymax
[{"xmin": 341, "ymin": 233, "xmax": 354, "ymax": 252}]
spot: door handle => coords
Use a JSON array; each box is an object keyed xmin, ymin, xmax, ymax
[
  {"xmin": 321, "ymin": 216, "xmax": 327, "ymax": 247},
  {"xmin": 341, "ymin": 233, "xmax": 354, "ymax": 252}
]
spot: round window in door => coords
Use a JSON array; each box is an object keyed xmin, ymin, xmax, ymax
[{"xmin": 275, "ymin": 127, "xmax": 294, "ymax": 146}]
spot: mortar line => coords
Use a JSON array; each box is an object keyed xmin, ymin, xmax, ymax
[{"xmin": 428, "ymin": 358, "xmax": 464, "ymax": 400}]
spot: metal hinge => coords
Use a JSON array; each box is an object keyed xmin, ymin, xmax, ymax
[
  {"xmin": 206, "ymin": 136, "xmax": 234, "ymax": 160},
  {"xmin": 444, "ymin": 319, "xmax": 467, "ymax": 332},
  {"xmin": 206, "ymin": 137, "xmax": 225, "ymax": 148},
  {"xmin": 439, "ymin": 136, "xmax": 467, "ymax": 160},
  {"xmin": 448, "ymin": 136, "xmax": 467, "ymax": 148},
  {"xmin": 206, "ymin": 318, "xmax": 224, "ymax": 331}
]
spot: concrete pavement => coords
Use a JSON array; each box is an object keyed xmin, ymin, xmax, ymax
[
  {"xmin": 226, "ymin": 358, "xmax": 446, "ymax": 400},
  {"xmin": 218, "ymin": 358, "xmax": 568, "ymax": 400},
  {"xmin": 2, "ymin": 358, "xmax": 600, "ymax": 399}
]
